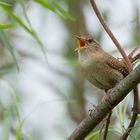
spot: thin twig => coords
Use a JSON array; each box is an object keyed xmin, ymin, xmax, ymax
[
  {"xmin": 121, "ymin": 87, "xmax": 139, "ymax": 140},
  {"xmin": 102, "ymin": 90, "xmax": 112, "ymax": 140},
  {"xmin": 90, "ymin": 0, "xmax": 132, "ymax": 71},
  {"xmin": 89, "ymin": 0, "xmax": 139, "ymax": 139},
  {"xmin": 103, "ymin": 111, "xmax": 112, "ymax": 140},
  {"xmin": 122, "ymin": 125, "xmax": 137, "ymax": 140}
]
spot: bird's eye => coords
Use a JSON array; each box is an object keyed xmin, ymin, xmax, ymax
[{"xmin": 87, "ymin": 39, "xmax": 93, "ymax": 44}]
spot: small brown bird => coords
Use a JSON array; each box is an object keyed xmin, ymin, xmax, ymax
[{"xmin": 76, "ymin": 35, "xmax": 139, "ymax": 91}]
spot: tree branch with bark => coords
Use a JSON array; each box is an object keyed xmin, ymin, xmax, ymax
[{"xmin": 68, "ymin": 63, "xmax": 140, "ymax": 140}]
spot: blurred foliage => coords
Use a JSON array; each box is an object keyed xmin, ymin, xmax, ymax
[
  {"xmin": 35, "ymin": 0, "xmax": 75, "ymax": 20},
  {"xmin": 1, "ymin": 2, "xmax": 46, "ymax": 56},
  {"xmin": 0, "ymin": 30, "xmax": 19, "ymax": 70},
  {"xmin": 0, "ymin": 0, "xmax": 139, "ymax": 140},
  {"xmin": 0, "ymin": 23, "xmax": 17, "ymax": 29}
]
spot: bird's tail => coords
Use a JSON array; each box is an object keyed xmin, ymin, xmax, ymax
[
  {"xmin": 118, "ymin": 47, "xmax": 140, "ymax": 67},
  {"xmin": 128, "ymin": 47, "xmax": 140, "ymax": 65}
]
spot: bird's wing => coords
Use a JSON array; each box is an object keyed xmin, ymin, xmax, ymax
[{"xmin": 105, "ymin": 54, "xmax": 129, "ymax": 77}]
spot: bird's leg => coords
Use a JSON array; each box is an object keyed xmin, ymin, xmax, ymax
[{"xmin": 102, "ymin": 89, "xmax": 112, "ymax": 102}]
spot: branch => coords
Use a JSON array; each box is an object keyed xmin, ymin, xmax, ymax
[
  {"xmin": 89, "ymin": 1, "xmax": 139, "ymax": 139},
  {"xmin": 89, "ymin": 0, "xmax": 132, "ymax": 71},
  {"xmin": 121, "ymin": 87, "xmax": 139, "ymax": 140},
  {"xmin": 68, "ymin": 64, "xmax": 140, "ymax": 140},
  {"xmin": 103, "ymin": 111, "xmax": 112, "ymax": 140}
]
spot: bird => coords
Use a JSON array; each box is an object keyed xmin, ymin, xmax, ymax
[{"xmin": 75, "ymin": 35, "xmax": 139, "ymax": 95}]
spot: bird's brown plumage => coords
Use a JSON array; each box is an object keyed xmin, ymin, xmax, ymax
[{"xmin": 76, "ymin": 35, "xmax": 139, "ymax": 90}]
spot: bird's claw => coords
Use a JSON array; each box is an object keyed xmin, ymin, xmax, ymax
[{"xmin": 102, "ymin": 90, "xmax": 112, "ymax": 102}]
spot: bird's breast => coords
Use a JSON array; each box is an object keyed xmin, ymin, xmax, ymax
[{"xmin": 80, "ymin": 59, "xmax": 124, "ymax": 90}]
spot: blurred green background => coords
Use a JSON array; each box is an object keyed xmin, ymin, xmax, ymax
[{"xmin": 0, "ymin": 0, "xmax": 140, "ymax": 140}]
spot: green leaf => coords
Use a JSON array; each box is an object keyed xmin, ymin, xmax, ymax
[
  {"xmin": 136, "ymin": 116, "xmax": 140, "ymax": 120},
  {"xmin": 35, "ymin": 0, "xmax": 75, "ymax": 21},
  {"xmin": 85, "ymin": 130, "xmax": 100, "ymax": 140},
  {"xmin": 129, "ymin": 119, "xmax": 140, "ymax": 140},
  {"xmin": 52, "ymin": 0, "xmax": 75, "ymax": 21},
  {"xmin": 34, "ymin": 0, "xmax": 55, "ymax": 12},
  {"xmin": 1, "ymin": 5, "xmax": 32, "ymax": 34},
  {"xmin": 0, "ymin": 30, "xmax": 19, "ymax": 70},
  {"xmin": 1, "ymin": 5, "xmax": 46, "ymax": 57},
  {"xmin": 0, "ymin": 23, "xmax": 17, "ymax": 30},
  {"xmin": 16, "ymin": 121, "xmax": 24, "ymax": 140},
  {"xmin": 1, "ymin": 111, "xmax": 10, "ymax": 140},
  {"xmin": 17, "ymin": 0, "xmax": 46, "ymax": 57},
  {"xmin": 85, "ymin": 128, "xmax": 122, "ymax": 140},
  {"xmin": 0, "ymin": 1, "xmax": 11, "ymax": 6}
]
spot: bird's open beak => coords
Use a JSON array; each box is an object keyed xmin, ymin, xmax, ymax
[{"xmin": 75, "ymin": 35, "xmax": 86, "ymax": 51}]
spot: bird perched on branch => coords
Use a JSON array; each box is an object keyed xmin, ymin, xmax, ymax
[{"xmin": 75, "ymin": 35, "xmax": 140, "ymax": 94}]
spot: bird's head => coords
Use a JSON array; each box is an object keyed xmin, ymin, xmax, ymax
[
  {"xmin": 75, "ymin": 35, "xmax": 103, "ymax": 64},
  {"xmin": 75, "ymin": 35, "xmax": 100, "ymax": 52}
]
